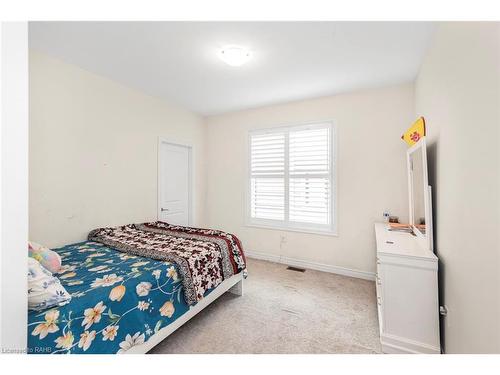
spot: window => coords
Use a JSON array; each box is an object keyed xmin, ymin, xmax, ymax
[{"xmin": 248, "ymin": 122, "xmax": 335, "ymax": 234}]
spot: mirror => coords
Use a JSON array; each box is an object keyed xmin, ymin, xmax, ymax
[
  {"xmin": 410, "ymin": 147, "xmax": 426, "ymax": 234},
  {"xmin": 407, "ymin": 138, "xmax": 433, "ymax": 251}
]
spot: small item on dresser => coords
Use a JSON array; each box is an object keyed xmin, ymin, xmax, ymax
[
  {"xmin": 388, "ymin": 216, "xmax": 399, "ymax": 223},
  {"xmin": 388, "ymin": 223, "xmax": 413, "ymax": 233}
]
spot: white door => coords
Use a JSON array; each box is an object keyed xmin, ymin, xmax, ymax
[{"xmin": 158, "ymin": 140, "xmax": 191, "ymax": 226}]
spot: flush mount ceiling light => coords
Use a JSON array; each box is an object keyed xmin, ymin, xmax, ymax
[{"xmin": 218, "ymin": 46, "xmax": 252, "ymax": 67}]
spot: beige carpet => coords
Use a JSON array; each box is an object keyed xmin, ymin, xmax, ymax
[{"xmin": 149, "ymin": 258, "xmax": 381, "ymax": 354}]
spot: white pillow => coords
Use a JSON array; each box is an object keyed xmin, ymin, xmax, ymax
[{"xmin": 28, "ymin": 257, "xmax": 71, "ymax": 311}]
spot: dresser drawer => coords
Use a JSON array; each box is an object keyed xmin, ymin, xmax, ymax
[{"xmin": 377, "ymin": 258, "xmax": 440, "ymax": 352}]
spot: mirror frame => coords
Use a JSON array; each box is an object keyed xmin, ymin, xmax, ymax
[{"xmin": 406, "ymin": 137, "xmax": 433, "ymax": 252}]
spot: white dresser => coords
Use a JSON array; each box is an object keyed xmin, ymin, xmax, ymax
[{"xmin": 374, "ymin": 222, "xmax": 440, "ymax": 354}]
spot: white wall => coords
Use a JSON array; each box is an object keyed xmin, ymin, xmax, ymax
[
  {"xmin": 0, "ymin": 22, "xmax": 29, "ymax": 352},
  {"xmin": 29, "ymin": 51, "xmax": 207, "ymax": 248},
  {"xmin": 415, "ymin": 22, "xmax": 500, "ymax": 353},
  {"xmin": 205, "ymin": 84, "xmax": 414, "ymax": 275}
]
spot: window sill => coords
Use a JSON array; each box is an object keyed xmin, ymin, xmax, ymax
[{"xmin": 244, "ymin": 223, "xmax": 338, "ymax": 237}]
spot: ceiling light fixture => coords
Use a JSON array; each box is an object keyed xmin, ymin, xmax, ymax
[{"xmin": 218, "ymin": 46, "xmax": 252, "ymax": 67}]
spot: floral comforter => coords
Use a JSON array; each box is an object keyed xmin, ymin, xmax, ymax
[
  {"xmin": 88, "ymin": 221, "xmax": 247, "ymax": 305},
  {"xmin": 28, "ymin": 241, "xmax": 195, "ymax": 354}
]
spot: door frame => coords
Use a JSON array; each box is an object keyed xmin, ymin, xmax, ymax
[{"xmin": 157, "ymin": 137, "xmax": 194, "ymax": 226}]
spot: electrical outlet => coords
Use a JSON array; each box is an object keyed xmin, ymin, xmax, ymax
[{"xmin": 279, "ymin": 234, "xmax": 287, "ymax": 250}]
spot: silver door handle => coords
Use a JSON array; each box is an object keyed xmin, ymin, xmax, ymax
[{"xmin": 161, "ymin": 208, "xmax": 169, "ymax": 212}]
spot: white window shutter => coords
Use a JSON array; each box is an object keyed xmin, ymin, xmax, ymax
[
  {"xmin": 289, "ymin": 127, "xmax": 331, "ymax": 225},
  {"xmin": 250, "ymin": 132, "xmax": 285, "ymax": 221}
]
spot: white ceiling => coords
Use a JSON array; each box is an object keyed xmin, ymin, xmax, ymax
[{"xmin": 29, "ymin": 22, "xmax": 436, "ymax": 116}]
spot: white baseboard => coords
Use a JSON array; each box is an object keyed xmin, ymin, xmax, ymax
[
  {"xmin": 381, "ymin": 333, "xmax": 441, "ymax": 354},
  {"xmin": 245, "ymin": 250, "xmax": 375, "ymax": 281}
]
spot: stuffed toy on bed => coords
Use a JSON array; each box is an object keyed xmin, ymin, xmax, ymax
[{"xmin": 28, "ymin": 241, "xmax": 62, "ymax": 273}]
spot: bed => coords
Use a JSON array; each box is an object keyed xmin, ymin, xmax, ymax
[{"xmin": 28, "ymin": 222, "xmax": 246, "ymax": 354}]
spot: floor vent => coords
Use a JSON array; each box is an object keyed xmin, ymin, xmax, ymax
[{"xmin": 286, "ymin": 266, "xmax": 306, "ymax": 273}]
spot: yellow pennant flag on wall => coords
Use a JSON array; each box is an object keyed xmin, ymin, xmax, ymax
[{"xmin": 401, "ymin": 117, "xmax": 426, "ymax": 146}]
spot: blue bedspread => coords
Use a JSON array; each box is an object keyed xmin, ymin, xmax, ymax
[{"xmin": 28, "ymin": 241, "xmax": 191, "ymax": 354}]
